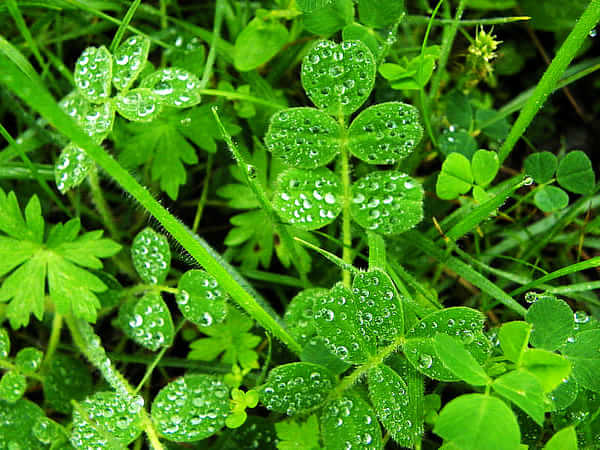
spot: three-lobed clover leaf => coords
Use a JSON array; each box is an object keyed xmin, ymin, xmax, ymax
[
  {"xmin": 176, "ymin": 269, "xmax": 228, "ymax": 327},
  {"xmin": 351, "ymin": 171, "xmax": 423, "ymax": 235},
  {"xmin": 115, "ymin": 87, "xmax": 163, "ymax": 122},
  {"xmin": 151, "ymin": 374, "xmax": 229, "ymax": 442},
  {"xmin": 140, "ymin": 67, "xmax": 201, "ymax": 107},
  {"xmin": 436, "ymin": 152, "xmax": 473, "ymax": 200},
  {"xmin": 74, "ymin": 46, "xmax": 113, "ymax": 103},
  {"xmin": 131, "ymin": 227, "xmax": 171, "ymax": 284},
  {"xmin": 260, "ymin": 362, "xmax": 335, "ymax": 415},
  {"xmin": 301, "ymin": 40, "xmax": 376, "ymax": 117},
  {"xmin": 112, "ymin": 35, "xmax": 150, "ymax": 91}
]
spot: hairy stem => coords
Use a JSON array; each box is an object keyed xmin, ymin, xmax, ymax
[
  {"xmin": 338, "ymin": 116, "xmax": 352, "ymax": 287},
  {"xmin": 42, "ymin": 313, "xmax": 63, "ymax": 372}
]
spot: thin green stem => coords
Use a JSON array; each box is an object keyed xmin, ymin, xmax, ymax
[
  {"xmin": 88, "ymin": 168, "xmax": 120, "ymax": 240},
  {"xmin": 109, "ymin": 0, "xmax": 142, "ymax": 52},
  {"xmin": 199, "ymin": 0, "xmax": 224, "ymax": 89},
  {"xmin": 42, "ymin": 313, "xmax": 63, "ymax": 373},
  {"xmin": 367, "ymin": 232, "xmax": 386, "ymax": 270},
  {"xmin": 192, "ymin": 154, "xmax": 213, "ymax": 233},
  {"xmin": 406, "ymin": 14, "xmax": 530, "ymax": 26},
  {"xmin": 498, "ymin": 0, "xmax": 600, "ymax": 163},
  {"xmin": 198, "ymin": 88, "xmax": 284, "ymax": 109},
  {"xmin": 339, "ymin": 117, "xmax": 352, "ymax": 287}
]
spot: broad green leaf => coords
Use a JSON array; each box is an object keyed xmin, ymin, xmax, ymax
[
  {"xmin": 548, "ymin": 375, "xmax": 578, "ymax": 411},
  {"xmin": 404, "ymin": 307, "xmax": 489, "ymax": 381},
  {"xmin": 436, "ymin": 153, "xmax": 473, "ymax": 200},
  {"xmin": 273, "ymin": 168, "xmax": 342, "ymax": 230},
  {"xmin": 524, "ymin": 151, "xmax": 557, "ymax": 184},
  {"xmin": 43, "ymin": 353, "xmax": 93, "ymax": 414},
  {"xmin": 275, "ymin": 415, "xmax": 320, "ymax": 450},
  {"xmin": 112, "ymin": 34, "xmax": 150, "ymax": 91},
  {"xmin": 15, "ymin": 347, "xmax": 42, "ymax": 373},
  {"xmin": 163, "ymin": 30, "xmax": 206, "ymax": 76},
  {"xmin": 434, "ymin": 394, "xmax": 520, "ymax": 450},
  {"xmin": 492, "ymin": 369, "xmax": 546, "ymax": 426},
  {"xmin": 261, "ymin": 362, "xmax": 335, "ymax": 415},
  {"xmin": 296, "ymin": 0, "xmax": 335, "ymax": 12},
  {"xmin": 223, "ymin": 416, "xmax": 277, "ymax": 449},
  {"xmin": 348, "ymin": 102, "xmax": 423, "ymax": 165},
  {"xmin": 368, "ymin": 364, "xmax": 412, "ymax": 445},
  {"xmin": 472, "ymin": 150, "xmax": 499, "ymax": 187},
  {"xmin": 33, "ymin": 417, "xmax": 69, "ymax": 446},
  {"xmin": 284, "ymin": 288, "xmax": 328, "ymax": 347},
  {"xmin": 556, "ymin": 150, "xmax": 595, "ymax": 195},
  {"xmin": 234, "ymin": 18, "xmax": 288, "ymax": 71},
  {"xmin": 0, "ymin": 371, "xmax": 26, "ymax": 403},
  {"xmin": 302, "ymin": 0, "xmax": 354, "ymax": 35},
  {"xmin": 433, "ymin": 333, "xmax": 490, "ymax": 386},
  {"xmin": 301, "ymin": 40, "xmax": 375, "ymax": 116},
  {"xmin": 71, "ymin": 392, "xmax": 144, "ymax": 448},
  {"xmin": 358, "ymin": 0, "xmax": 405, "ymax": 28},
  {"xmin": 526, "ymin": 294, "xmax": 574, "ymax": 351},
  {"xmin": 131, "ymin": 227, "xmax": 171, "ymax": 284},
  {"xmin": 0, "ymin": 399, "xmax": 45, "ymax": 449},
  {"xmin": 313, "ymin": 282, "xmax": 376, "ymax": 363},
  {"xmin": 114, "ymin": 87, "xmax": 163, "ymax": 122},
  {"xmin": 543, "ymin": 426, "xmax": 577, "ymax": 450},
  {"xmin": 445, "ymin": 91, "xmax": 473, "ymax": 130},
  {"xmin": 151, "ymin": 374, "xmax": 229, "ymax": 442},
  {"xmin": 176, "ymin": 269, "xmax": 228, "ymax": 327},
  {"xmin": 351, "ymin": 171, "xmax": 423, "ymax": 235},
  {"xmin": 265, "ymin": 108, "xmax": 341, "ymax": 168},
  {"xmin": 439, "ymin": 129, "xmax": 478, "ymax": 159},
  {"xmin": 498, "ymin": 321, "xmax": 531, "ymax": 363},
  {"xmin": 521, "ymin": 348, "xmax": 571, "ymax": 393},
  {"xmin": 74, "ymin": 46, "xmax": 112, "ymax": 103},
  {"xmin": 551, "ymin": 388, "xmax": 600, "ymax": 447},
  {"xmin": 59, "ymin": 92, "xmax": 115, "ymax": 143},
  {"xmin": 119, "ymin": 292, "xmax": 174, "ymax": 351},
  {"xmin": 320, "ymin": 393, "xmax": 382, "ymax": 450},
  {"xmin": 472, "ymin": 185, "xmax": 492, "ymax": 204},
  {"xmin": 535, "ymin": 186, "xmax": 569, "ymax": 212},
  {"xmin": 351, "ymin": 269, "xmax": 404, "ymax": 342},
  {"xmin": 140, "ymin": 67, "xmax": 201, "ymax": 108},
  {"xmin": 562, "ymin": 329, "xmax": 600, "ymax": 393},
  {"xmin": 300, "ymin": 336, "xmax": 352, "ymax": 375},
  {"xmin": 55, "ymin": 143, "xmax": 95, "ymax": 193},
  {"xmin": 475, "ymin": 109, "xmax": 510, "ymax": 141},
  {"xmin": 342, "ymin": 23, "xmax": 381, "ymax": 60},
  {"xmin": 0, "ymin": 328, "xmax": 10, "ymax": 358}
]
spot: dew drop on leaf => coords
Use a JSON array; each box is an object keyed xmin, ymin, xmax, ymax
[
  {"xmin": 118, "ymin": 292, "xmax": 174, "ymax": 351},
  {"xmin": 114, "ymin": 88, "xmax": 163, "ymax": 122},
  {"xmin": 131, "ymin": 227, "xmax": 171, "ymax": 284},
  {"xmin": 112, "ymin": 35, "xmax": 150, "ymax": 91},
  {"xmin": 74, "ymin": 46, "xmax": 113, "ymax": 103},
  {"xmin": 54, "ymin": 143, "xmax": 95, "ymax": 193},
  {"xmin": 176, "ymin": 269, "xmax": 228, "ymax": 327},
  {"xmin": 140, "ymin": 67, "xmax": 202, "ymax": 108}
]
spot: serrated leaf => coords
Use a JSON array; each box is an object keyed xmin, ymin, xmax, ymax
[
  {"xmin": 301, "ymin": 40, "xmax": 375, "ymax": 116},
  {"xmin": 562, "ymin": 329, "xmax": 600, "ymax": 393},
  {"xmin": 368, "ymin": 364, "xmax": 412, "ymax": 445},
  {"xmin": 351, "ymin": 269, "xmax": 404, "ymax": 342},
  {"xmin": 114, "ymin": 88, "xmax": 163, "ymax": 122},
  {"xmin": 71, "ymin": 392, "xmax": 144, "ymax": 449},
  {"xmin": 15, "ymin": 347, "xmax": 42, "ymax": 373},
  {"xmin": 131, "ymin": 228, "xmax": 171, "ymax": 284},
  {"xmin": 176, "ymin": 269, "xmax": 228, "ymax": 327},
  {"xmin": 302, "ymin": 0, "xmax": 354, "ymax": 36},
  {"xmin": 265, "ymin": 108, "xmax": 341, "ymax": 168},
  {"xmin": 433, "ymin": 333, "xmax": 490, "ymax": 386},
  {"xmin": 404, "ymin": 307, "xmax": 489, "ymax": 381},
  {"xmin": 74, "ymin": 46, "xmax": 112, "ymax": 103},
  {"xmin": 498, "ymin": 321, "xmax": 531, "ymax": 363},
  {"xmin": 55, "ymin": 143, "xmax": 95, "ymax": 193},
  {"xmin": 234, "ymin": 18, "xmax": 289, "ymax": 72},
  {"xmin": 524, "ymin": 151, "xmax": 557, "ymax": 184},
  {"xmin": 43, "ymin": 353, "xmax": 93, "ymax": 414},
  {"xmin": 314, "ymin": 283, "xmax": 376, "ymax": 363},
  {"xmin": 151, "ymin": 374, "xmax": 229, "ymax": 442},
  {"xmin": 275, "ymin": 415, "xmax": 320, "ymax": 450},
  {"xmin": 273, "ymin": 168, "xmax": 342, "ymax": 230},
  {"xmin": 0, "ymin": 399, "xmax": 45, "ymax": 449},
  {"xmin": 521, "ymin": 348, "xmax": 571, "ymax": 393},
  {"xmin": 112, "ymin": 35, "xmax": 150, "ymax": 91},
  {"xmin": 0, "ymin": 328, "xmax": 10, "ymax": 358},
  {"xmin": 471, "ymin": 150, "xmax": 499, "ymax": 187},
  {"xmin": 140, "ymin": 67, "xmax": 201, "ymax": 108},
  {"xmin": 284, "ymin": 288, "xmax": 328, "ymax": 347},
  {"xmin": 351, "ymin": 171, "xmax": 423, "ymax": 235},
  {"xmin": 492, "ymin": 369, "xmax": 546, "ymax": 426},
  {"xmin": 320, "ymin": 393, "xmax": 382, "ymax": 450},
  {"xmin": 261, "ymin": 362, "xmax": 335, "ymax": 415},
  {"xmin": 436, "ymin": 152, "xmax": 473, "ymax": 200},
  {"xmin": 434, "ymin": 394, "xmax": 520, "ymax": 450},
  {"xmin": 119, "ymin": 292, "xmax": 174, "ymax": 351},
  {"xmin": 0, "ymin": 371, "xmax": 26, "ymax": 403},
  {"xmin": 534, "ymin": 186, "xmax": 569, "ymax": 212},
  {"xmin": 556, "ymin": 150, "xmax": 595, "ymax": 194},
  {"xmin": 358, "ymin": 0, "xmax": 405, "ymax": 28},
  {"xmin": 526, "ymin": 294, "xmax": 574, "ymax": 351},
  {"xmin": 348, "ymin": 102, "xmax": 423, "ymax": 165}
]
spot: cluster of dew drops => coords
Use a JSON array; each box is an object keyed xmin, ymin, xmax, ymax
[
  {"xmin": 278, "ymin": 173, "xmax": 339, "ymax": 226},
  {"xmin": 133, "ymin": 231, "xmax": 169, "ymax": 284},
  {"xmin": 75, "ymin": 47, "xmax": 111, "ymax": 101},
  {"xmin": 127, "ymin": 300, "xmax": 168, "ymax": 347},
  {"xmin": 262, "ymin": 370, "xmax": 332, "ymax": 415},
  {"xmin": 323, "ymin": 397, "xmax": 377, "ymax": 449}
]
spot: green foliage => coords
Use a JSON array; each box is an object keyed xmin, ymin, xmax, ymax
[
  {"xmin": 562, "ymin": 329, "xmax": 600, "ymax": 393},
  {"xmin": 433, "ymin": 333, "xmax": 490, "ymax": 386},
  {"xmin": 379, "ymin": 46, "xmax": 441, "ymax": 91},
  {"xmin": 112, "ymin": 35, "xmax": 150, "ymax": 91},
  {"xmin": 176, "ymin": 269, "xmax": 228, "ymax": 327},
  {"xmin": 556, "ymin": 150, "xmax": 596, "ymax": 195},
  {"xmin": 140, "ymin": 68, "xmax": 202, "ymax": 108},
  {"xmin": 436, "ymin": 150, "xmax": 499, "ymax": 201},
  {"xmin": 234, "ymin": 18, "xmax": 288, "ymax": 72},
  {"xmin": 358, "ymin": 0, "xmax": 405, "ymax": 28},
  {"xmin": 535, "ymin": 186, "xmax": 570, "ymax": 212},
  {"xmin": 74, "ymin": 46, "xmax": 113, "ymax": 103},
  {"xmin": 525, "ymin": 151, "xmax": 558, "ymax": 184},
  {"xmin": 131, "ymin": 227, "xmax": 171, "ymax": 285},
  {"xmin": 0, "ymin": 399, "xmax": 45, "ymax": 449},
  {"xmin": 284, "ymin": 288, "xmax": 327, "ymax": 347},
  {"xmin": 275, "ymin": 415, "xmax": 320, "ymax": 450},
  {"xmin": 301, "ymin": 0, "xmax": 354, "ymax": 35},
  {"xmin": 0, "ymin": 370, "xmax": 26, "ymax": 403},
  {"xmin": 526, "ymin": 294, "xmax": 574, "ymax": 350},
  {"xmin": 42, "ymin": 353, "xmax": 93, "ymax": 414}
]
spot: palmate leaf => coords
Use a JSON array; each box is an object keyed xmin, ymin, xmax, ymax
[
  {"xmin": 118, "ymin": 292, "xmax": 174, "ymax": 351},
  {"xmin": 176, "ymin": 269, "xmax": 228, "ymax": 327},
  {"xmin": 301, "ymin": 40, "xmax": 376, "ymax": 116},
  {"xmin": 275, "ymin": 415, "xmax": 320, "ymax": 450},
  {"xmin": 74, "ymin": 46, "xmax": 112, "ymax": 103},
  {"xmin": 112, "ymin": 35, "xmax": 150, "ymax": 91},
  {"xmin": 562, "ymin": 329, "xmax": 600, "ymax": 393},
  {"xmin": 140, "ymin": 67, "xmax": 201, "ymax": 107}
]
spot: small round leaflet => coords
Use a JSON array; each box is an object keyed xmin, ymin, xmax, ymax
[
  {"xmin": 74, "ymin": 46, "xmax": 112, "ymax": 103},
  {"xmin": 177, "ymin": 269, "xmax": 228, "ymax": 327},
  {"xmin": 140, "ymin": 67, "xmax": 201, "ymax": 108},
  {"xmin": 119, "ymin": 292, "xmax": 175, "ymax": 351},
  {"xmin": 112, "ymin": 35, "xmax": 150, "ymax": 91},
  {"xmin": 114, "ymin": 88, "xmax": 163, "ymax": 122},
  {"xmin": 131, "ymin": 227, "xmax": 171, "ymax": 284}
]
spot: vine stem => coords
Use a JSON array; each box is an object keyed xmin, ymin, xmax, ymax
[
  {"xmin": 338, "ymin": 115, "xmax": 352, "ymax": 287},
  {"xmin": 41, "ymin": 313, "xmax": 63, "ymax": 372},
  {"xmin": 88, "ymin": 167, "xmax": 120, "ymax": 240},
  {"xmin": 498, "ymin": 0, "xmax": 600, "ymax": 163}
]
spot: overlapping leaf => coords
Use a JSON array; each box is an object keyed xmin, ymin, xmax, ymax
[
  {"xmin": 119, "ymin": 292, "xmax": 174, "ymax": 351},
  {"xmin": 176, "ymin": 269, "xmax": 228, "ymax": 327},
  {"xmin": 114, "ymin": 88, "xmax": 163, "ymax": 122}
]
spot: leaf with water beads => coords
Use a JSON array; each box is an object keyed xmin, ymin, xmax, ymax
[
  {"xmin": 320, "ymin": 393, "xmax": 382, "ymax": 450},
  {"xmin": 42, "ymin": 353, "xmax": 93, "ymax": 414},
  {"xmin": 131, "ymin": 227, "xmax": 171, "ymax": 284},
  {"xmin": 151, "ymin": 374, "xmax": 229, "ymax": 442},
  {"xmin": 15, "ymin": 347, "xmax": 42, "ymax": 373},
  {"xmin": 74, "ymin": 46, "xmax": 113, "ymax": 103},
  {"xmin": 0, "ymin": 328, "xmax": 10, "ymax": 358},
  {"xmin": 348, "ymin": 102, "xmax": 423, "ymax": 165},
  {"xmin": 0, "ymin": 399, "xmax": 45, "ymax": 449},
  {"xmin": 314, "ymin": 282, "xmax": 376, "ymax": 363},
  {"xmin": 119, "ymin": 292, "xmax": 174, "ymax": 351},
  {"xmin": 0, "ymin": 371, "xmax": 26, "ymax": 403},
  {"xmin": 260, "ymin": 362, "xmax": 335, "ymax": 415},
  {"xmin": 176, "ymin": 269, "xmax": 228, "ymax": 327},
  {"xmin": 59, "ymin": 91, "xmax": 115, "ymax": 143},
  {"xmin": 264, "ymin": 108, "xmax": 342, "ymax": 168},
  {"xmin": 140, "ymin": 67, "xmax": 201, "ymax": 108},
  {"xmin": 284, "ymin": 288, "xmax": 328, "ymax": 347},
  {"xmin": 526, "ymin": 294, "xmax": 574, "ymax": 351},
  {"xmin": 301, "ymin": 40, "xmax": 376, "ymax": 116},
  {"xmin": 404, "ymin": 307, "xmax": 489, "ymax": 381},
  {"xmin": 112, "ymin": 35, "xmax": 150, "ymax": 91},
  {"xmin": 54, "ymin": 143, "xmax": 95, "ymax": 193},
  {"xmin": 273, "ymin": 168, "xmax": 342, "ymax": 230},
  {"xmin": 351, "ymin": 171, "xmax": 424, "ymax": 235},
  {"xmin": 70, "ymin": 391, "xmax": 144, "ymax": 449},
  {"xmin": 368, "ymin": 364, "xmax": 413, "ymax": 446},
  {"xmin": 562, "ymin": 329, "xmax": 600, "ymax": 393},
  {"xmin": 114, "ymin": 88, "xmax": 163, "ymax": 122},
  {"xmin": 352, "ymin": 269, "xmax": 404, "ymax": 343}
]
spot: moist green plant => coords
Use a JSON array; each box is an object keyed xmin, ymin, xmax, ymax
[{"xmin": 0, "ymin": 0, "xmax": 599, "ymax": 449}]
